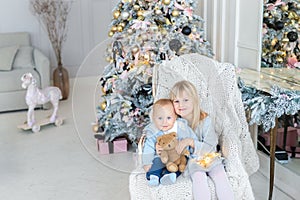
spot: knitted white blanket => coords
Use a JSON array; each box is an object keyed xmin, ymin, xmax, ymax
[{"xmin": 129, "ymin": 53, "xmax": 259, "ymax": 199}]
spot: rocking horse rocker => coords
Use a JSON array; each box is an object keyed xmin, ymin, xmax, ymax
[{"xmin": 18, "ymin": 73, "xmax": 64, "ymax": 133}]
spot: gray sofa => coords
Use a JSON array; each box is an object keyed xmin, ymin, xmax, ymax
[{"xmin": 0, "ymin": 32, "xmax": 50, "ymax": 112}]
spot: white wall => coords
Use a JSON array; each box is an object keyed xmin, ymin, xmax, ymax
[
  {"xmin": 0, "ymin": 0, "xmax": 41, "ymax": 48},
  {"xmin": 0, "ymin": 0, "xmax": 117, "ymax": 78},
  {"xmin": 0, "ymin": 0, "xmax": 261, "ymax": 77}
]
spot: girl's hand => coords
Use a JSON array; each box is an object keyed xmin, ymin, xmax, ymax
[
  {"xmin": 176, "ymin": 138, "xmax": 194, "ymax": 154},
  {"xmin": 156, "ymin": 143, "xmax": 163, "ymax": 155}
]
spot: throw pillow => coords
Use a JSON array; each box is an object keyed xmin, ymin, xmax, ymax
[
  {"xmin": 0, "ymin": 45, "xmax": 19, "ymax": 71},
  {"xmin": 13, "ymin": 46, "xmax": 34, "ymax": 69}
]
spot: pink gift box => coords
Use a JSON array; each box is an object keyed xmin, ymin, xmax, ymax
[
  {"xmin": 96, "ymin": 139, "xmax": 109, "ymax": 155},
  {"xmin": 276, "ymin": 127, "xmax": 298, "ymax": 149},
  {"xmin": 113, "ymin": 138, "xmax": 127, "ymax": 153},
  {"xmin": 262, "ymin": 127, "xmax": 298, "ymax": 148}
]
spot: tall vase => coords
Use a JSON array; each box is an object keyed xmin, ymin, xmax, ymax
[{"xmin": 53, "ymin": 63, "xmax": 69, "ymax": 100}]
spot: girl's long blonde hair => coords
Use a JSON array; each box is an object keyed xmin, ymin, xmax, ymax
[{"xmin": 169, "ymin": 80, "xmax": 207, "ymax": 130}]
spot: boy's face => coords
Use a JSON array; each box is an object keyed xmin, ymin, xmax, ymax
[{"xmin": 153, "ymin": 104, "xmax": 177, "ymax": 131}]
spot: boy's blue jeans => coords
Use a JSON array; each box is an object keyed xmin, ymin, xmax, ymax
[{"xmin": 146, "ymin": 157, "xmax": 181, "ymax": 180}]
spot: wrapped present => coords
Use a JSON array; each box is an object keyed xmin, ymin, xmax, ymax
[
  {"xmin": 276, "ymin": 127, "xmax": 298, "ymax": 149},
  {"xmin": 261, "ymin": 127, "xmax": 298, "ymax": 148},
  {"xmin": 113, "ymin": 138, "xmax": 127, "ymax": 153},
  {"xmin": 96, "ymin": 139, "xmax": 110, "ymax": 155}
]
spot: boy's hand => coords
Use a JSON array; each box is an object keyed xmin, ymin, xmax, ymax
[
  {"xmin": 143, "ymin": 165, "xmax": 151, "ymax": 172},
  {"xmin": 155, "ymin": 143, "xmax": 163, "ymax": 155}
]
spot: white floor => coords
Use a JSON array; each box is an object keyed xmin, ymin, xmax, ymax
[{"xmin": 0, "ymin": 77, "xmax": 295, "ymax": 200}]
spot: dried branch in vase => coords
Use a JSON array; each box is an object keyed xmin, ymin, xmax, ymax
[
  {"xmin": 29, "ymin": 0, "xmax": 73, "ymax": 100},
  {"xmin": 29, "ymin": 0, "xmax": 72, "ymax": 67}
]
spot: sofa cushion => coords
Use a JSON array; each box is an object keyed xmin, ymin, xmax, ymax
[
  {"xmin": 13, "ymin": 46, "xmax": 34, "ymax": 69},
  {"xmin": 0, "ymin": 32, "xmax": 31, "ymax": 47},
  {"xmin": 0, "ymin": 68, "xmax": 40, "ymax": 92},
  {"xmin": 0, "ymin": 45, "xmax": 19, "ymax": 71}
]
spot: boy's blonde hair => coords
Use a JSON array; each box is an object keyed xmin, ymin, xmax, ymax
[
  {"xmin": 152, "ymin": 98, "xmax": 175, "ymax": 117},
  {"xmin": 169, "ymin": 80, "xmax": 207, "ymax": 130}
]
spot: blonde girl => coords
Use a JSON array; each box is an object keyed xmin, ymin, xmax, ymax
[{"xmin": 169, "ymin": 80, "xmax": 234, "ymax": 200}]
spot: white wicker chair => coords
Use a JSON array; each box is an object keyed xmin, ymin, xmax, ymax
[{"xmin": 129, "ymin": 53, "xmax": 259, "ymax": 200}]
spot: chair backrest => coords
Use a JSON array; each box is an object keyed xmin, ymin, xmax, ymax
[
  {"xmin": 152, "ymin": 53, "xmax": 259, "ymax": 175},
  {"xmin": 153, "ymin": 53, "xmax": 236, "ymax": 135}
]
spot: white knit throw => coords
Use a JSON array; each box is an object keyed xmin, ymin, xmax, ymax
[{"xmin": 129, "ymin": 53, "xmax": 259, "ymax": 200}]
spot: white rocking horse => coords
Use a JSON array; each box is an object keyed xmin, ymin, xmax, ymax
[{"xmin": 21, "ymin": 73, "xmax": 62, "ymax": 129}]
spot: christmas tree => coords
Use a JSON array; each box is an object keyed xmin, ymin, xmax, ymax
[
  {"xmin": 262, "ymin": 0, "xmax": 300, "ymax": 68},
  {"xmin": 94, "ymin": 0, "xmax": 213, "ymax": 145}
]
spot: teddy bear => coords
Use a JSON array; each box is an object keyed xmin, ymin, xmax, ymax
[{"xmin": 157, "ymin": 132, "xmax": 190, "ymax": 173}]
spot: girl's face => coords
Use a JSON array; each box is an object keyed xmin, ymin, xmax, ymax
[
  {"xmin": 153, "ymin": 104, "xmax": 177, "ymax": 131},
  {"xmin": 172, "ymin": 91, "xmax": 194, "ymax": 119}
]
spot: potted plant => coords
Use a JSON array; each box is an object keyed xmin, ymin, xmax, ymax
[{"xmin": 29, "ymin": 0, "xmax": 73, "ymax": 100}]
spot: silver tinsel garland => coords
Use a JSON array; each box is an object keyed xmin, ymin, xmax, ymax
[{"xmin": 238, "ymin": 77, "xmax": 300, "ymax": 131}]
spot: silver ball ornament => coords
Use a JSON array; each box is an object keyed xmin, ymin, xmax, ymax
[
  {"xmin": 127, "ymin": 28, "xmax": 133, "ymax": 35},
  {"xmin": 121, "ymin": 11, "xmax": 130, "ymax": 20},
  {"xmin": 141, "ymin": 34, "xmax": 148, "ymax": 41}
]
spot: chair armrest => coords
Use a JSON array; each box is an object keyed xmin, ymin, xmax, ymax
[{"xmin": 33, "ymin": 48, "xmax": 50, "ymax": 89}]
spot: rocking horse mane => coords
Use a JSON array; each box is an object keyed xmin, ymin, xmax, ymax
[{"xmin": 30, "ymin": 78, "xmax": 37, "ymax": 87}]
